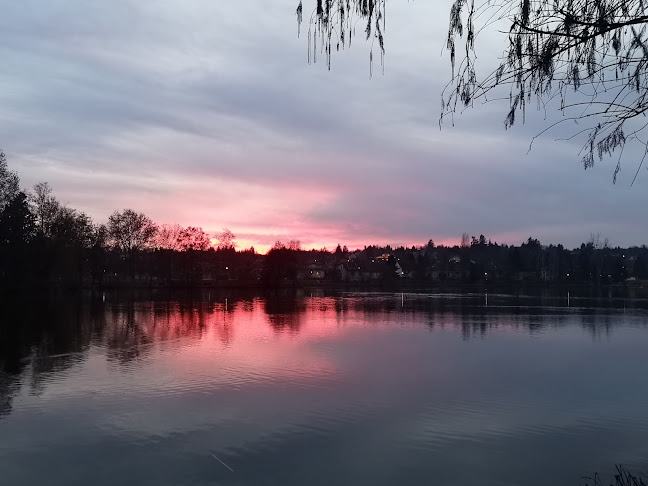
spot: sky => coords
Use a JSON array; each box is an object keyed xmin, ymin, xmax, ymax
[{"xmin": 1, "ymin": 1, "xmax": 646, "ymax": 253}]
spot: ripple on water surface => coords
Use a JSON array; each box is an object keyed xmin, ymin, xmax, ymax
[{"xmin": 2, "ymin": 292, "xmax": 648, "ymax": 486}]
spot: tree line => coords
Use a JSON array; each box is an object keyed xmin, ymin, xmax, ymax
[
  {"xmin": 2, "ymin": 152, "xmax": 647, "ymax": 289},
  {"xmin": 0, "ymin": 151, "xmax": 251, "ymax": 288}
]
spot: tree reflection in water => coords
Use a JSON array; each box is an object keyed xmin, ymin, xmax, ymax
[{"xmin": 0, "ymin": 289, "xmax": 643, "ymax": 419}]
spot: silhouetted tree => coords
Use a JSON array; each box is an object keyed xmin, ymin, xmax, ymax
[
  {"xmin": 107, "ymin": 209, "xmax": 156, "ymax": 280},
  {"xmin": 263, "ymin": 244, "xmax": 300, "ymax": 284},
  {"xmin": 296, "ymin": 0, "xmax": 386, "ymax": 72},
  {"xmin": 0, "ymin": 192, "xmax": 34, "ymax": 247},
  {"xmin": 44, "ymin": 206, "xmax": 94, "ymax": 285},
  {"xmin": 0, "ymin": 191, "xmax": 35, "ymax": 284},
  {"xmin": 444, "ymin": 0, "xmax": 648, "ymax": 180},
  {"xmin": 50, "ymin": 206, "xmax": 93, "ymax": 248},
  {"xmin": 88, "ymin": 224, "xmax": 108, "ymax": 286},
  {"xmin": 177, "ymin": 226, "xmax": 212, "ymax": 282},
  {"xmin": 155, "ymin": 223, "xmax": 184, "ymax": 251},
  {"xmin": 215, "ymin": 228, "xmax": 236, "ymax": 250},
  {"xmin": 288, "ymin": 240, "xmax": 301, "ymax": 251},
  {"xmin": 299, "ymin": 2, "xmax": 648, "ymax": 179},
  {"xmin": 107, "ymin": 209, "xmax": 157, "ymax": 255},
  {"xmin": 178, "ymin": 226, "xmax": 211, "ymax": 251},
  {"xmin": 634, "ymin": 254, "xmax": 648, "ymax": 279},
  {"xmin": 0, "ymin": 150, "xmax": 19, "ymax": 212},
  {"xmin": 30, "ymin": 182, "xmax": 59, "ymax": 238}
]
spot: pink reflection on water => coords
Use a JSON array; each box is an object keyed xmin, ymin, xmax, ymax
[
  {"xmin": 98, "ymin": 297, "xmax": 381, "ymax": 389},
  {"xmin": 96, "ymin": 295, "xmax": 440, "ymax": 394}
]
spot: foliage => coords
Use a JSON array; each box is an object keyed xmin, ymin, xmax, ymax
[
  {"xmin": 155, "ymin": 224, "xmax": 212, "ymax": 251},
  {"xmin": 297, "ymin": 2, "xmax": 648, "ymax": 181},
  {"xmin": 0, "ymin": 192, "xmax": 35, "ymax": 247},
  {"xmin": 584, "ymin": 465, "xmax": 648, "ymax": 485},
  {"xmin": 49, "ymin": 206, "xmax": 93, "ymax": 248},
  {"xmin": 107, "ymin": 209, "xmax": 157, "ymax": 254},
  {"xmin": 0, "ymin": 150, "xmax": 19, "ymax": 212},
  {"xmin": 1, "ymin": 154, "xmax": 648, "ymax": 288},
  {"xmin": 30, "ymin": 182, "xmax": 60, "ymax": 238},
  {"xmin": 179, "ymin": 226, "xmax": 212, "ymax": 251},
  {"xmin": 155, "ymin": 224, "xmax": 185, "ymax": 251},
  {"xmin": 216, "ymin": 228, "xmax": 236, "ymax": 250},
  {"xmin": 287, "ymin": 239, "xmax": 301, "ymax": 251},
  {"xmin": 444, "ymin": 0, "xmax": 648, "ymax": 181},
  {"xmin": 296, "ymin": 0, "xmax": 386, "ymax": 74},
  {"xmin": 263, "ymin": 245, "xmax": 299, "ymax": 284}
]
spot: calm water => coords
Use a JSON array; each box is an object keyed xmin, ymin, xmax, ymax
[{"xmin": 1, "ymin": 290, "xmax": 648, "ymax": 486}]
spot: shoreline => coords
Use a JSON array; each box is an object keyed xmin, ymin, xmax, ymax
[{"xmin": 3, "ymin": 278, "xmax": 647, "ymax": 299}]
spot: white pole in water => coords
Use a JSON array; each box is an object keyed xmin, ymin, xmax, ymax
[
  {"xmin": 401, "ymin": 293, "xmax": 404, "ymax": 308},
  {"xmin": 567, "ymin": 291, "xmax": 570, "ymax": 307},
  {"xmin": 485, "ymin": 292, "xmax": 488, "ymax": 307}
]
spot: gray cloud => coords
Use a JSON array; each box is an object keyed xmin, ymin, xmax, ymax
[{"xmin": 0, "ymin": 0, "xmax": 646, "ymax": 250}]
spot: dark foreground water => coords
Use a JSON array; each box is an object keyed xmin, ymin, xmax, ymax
[{"xmin": 1, "ymin": 289, "xmax": 648, "ymax": 486}]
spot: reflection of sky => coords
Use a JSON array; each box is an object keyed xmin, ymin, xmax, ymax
[{"xmin": 1, "ymin": 296, "xmax": 648, "ymax": 485}]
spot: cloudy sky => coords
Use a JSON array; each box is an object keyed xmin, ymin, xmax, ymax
[{"xmin": 1, "ymin": 1, "xmax": 646, "ymax": 252}]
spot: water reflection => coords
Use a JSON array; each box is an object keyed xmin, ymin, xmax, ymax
[
  {"xmin": 0, "ymin": 294, "xmax": 98, "ymax": 416},
  {"xmin": 1, "ymin": 290, "xmax": 647, "ymax": 486},
  {"xmin": 264, "ymin": 291, "xmax": 305, "ymax": 333},
  {"xmin": 1, "ymin": 289, "xmax": 645, "ymax": 419}
]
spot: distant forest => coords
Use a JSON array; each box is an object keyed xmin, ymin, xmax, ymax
[{"xmin": 2, "ymin": 153, "xmax": 647, "ymax": 289}]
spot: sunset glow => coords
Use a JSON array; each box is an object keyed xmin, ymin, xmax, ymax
[
  {"xmin": 3, "ymin": 3, "xmax": 648, "ymax": 486},
  {"xmin": 2, "ymin": 1, "xmax": 645, "ymax": 250}
]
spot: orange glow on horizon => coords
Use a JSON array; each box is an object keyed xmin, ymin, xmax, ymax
[{"xmin": 227, "ymin": 236, "xmax": 463, "ymax": 255}]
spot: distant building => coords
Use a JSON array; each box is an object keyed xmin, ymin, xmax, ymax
[{"xmin": 296, "ymin": 262, "xmax": 327, "ymax": 280}]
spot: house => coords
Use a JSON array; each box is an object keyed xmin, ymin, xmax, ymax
[{"xmin": 296, "ymin": 262, "xmax": 327, "ymax": 280}]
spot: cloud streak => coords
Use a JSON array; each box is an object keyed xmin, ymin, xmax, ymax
[{"xmin": 1, "ymin": 0, "xmax": 646, "ymax": 252}]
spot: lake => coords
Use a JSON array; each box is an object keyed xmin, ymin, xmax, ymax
[{"xmin": 1, "ymin": 289, "xmax": 647, "ymax": 486}]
